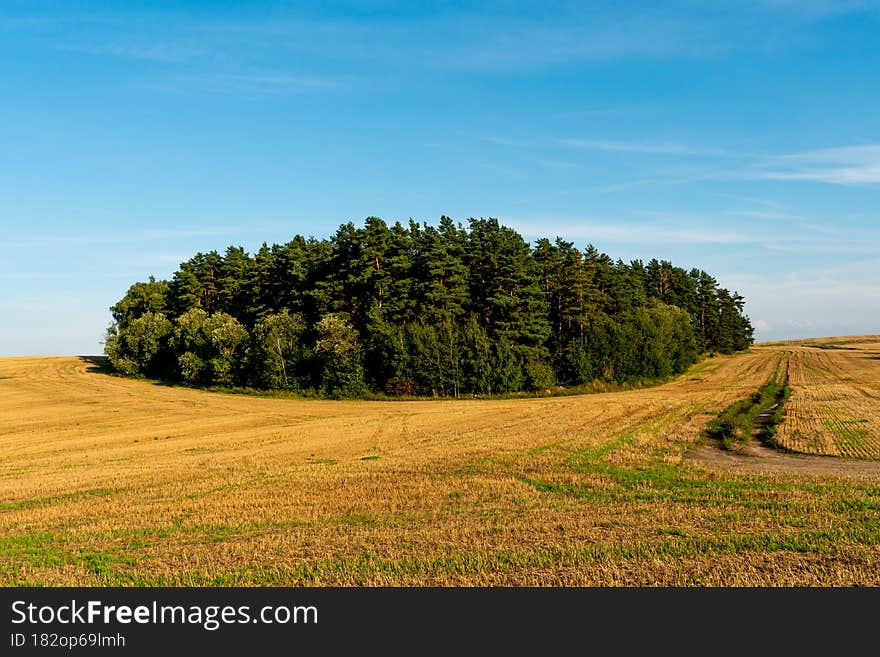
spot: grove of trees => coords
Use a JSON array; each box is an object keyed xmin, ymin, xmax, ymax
[{"xmin": 105, "ymin": 217, "xmax": 754, "ymax": 397}]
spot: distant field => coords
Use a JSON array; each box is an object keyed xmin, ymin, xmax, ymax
[
  {"xmin": 1, "ymin": 343, "xmax": 879, "ymax": 586},
  {"xmin": 764, "ymin": 338, "xmax": 880, "ymax": 458}
]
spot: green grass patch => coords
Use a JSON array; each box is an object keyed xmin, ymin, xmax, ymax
[
  {"xmin": 78, "ymin": 550, "xmax": 137, "ymax": 576},
  {"xmin": 0, "ymin": 532, "xmax": 67, "ymax": 569},
  {"xmin": 0, "ymin": 487, "xmax": 120, "ymax": 512},
  {"xmin": 109, "ymin": 521, "xmax": 880, "ymax": 585},
  {"xmin": 824, "ymin": 420, "xmax": 872, "ymax": 440},
  {"xmin": 0, "ymin": 532, "xmax": 139, "ymax": 583},
  {"xmin": 704, "ymin": 378, "xmax": 791, "ymax": 449}
]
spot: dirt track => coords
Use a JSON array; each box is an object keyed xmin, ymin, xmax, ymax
[
  {"xmin": 689, "ymin": 336, "xmax": 880, "ymax": 475},
  {"xmin": 689, "ymin": 441, "xmax": 880, "ymax": 478}
]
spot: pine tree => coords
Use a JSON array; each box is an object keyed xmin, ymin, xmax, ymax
[
  {"xmin": 384, "ymin": 221, "xmax": 416, "ymax": 327},
  {"xmin": 108, "ymin": 216, "xmax": 753, "ymax": 396},
  {"xmin": 244, "ymin": 243, "xmax": 276, "ymax": 325},
  {"xmin": 466, "ymin": 218, "xmax": 550, "ymax": 362},
  {"xmin": 414, "ymin": 218, "xmax": 469, "ymax": 326},
  {"xmin": 217, "ymin": 246, "xmax": 251, "ymax": 319}
]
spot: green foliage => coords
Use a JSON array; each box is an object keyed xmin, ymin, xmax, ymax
[
  {"xmin": 314, "ymin": 314, "xmax": 365, "ymax": 398},
  {"xmin": 172, "ymin": 309, "xmax": 247, "ymax": 386},
  {"xmin": 177, "ymin": 350, "xmax": 204, "ymax": 384},
  {"xmin": 363, "ymin": 307, "xmax": 411, "ymax": 392},
  {"xmin": 558, "ymin": 340, "xmax": 593, "ymax": 384},
  {"xmin": 110, "ymin": 277, "xmax": 169, "ymax": 327},
  {"xmin": 104, "ymin": 311, "xmax": 172, "ymax": 377},
  {"xmin": 631, "ymin": 302, "xmax": 699, "ymax": 379},
  {"xmin": 204, "ymin": 312, "xmax": 248, "ymax": 386},
  {"xmin": 249, "ymin": 311, "xmax": 307, "ymax": 389},
  {"xmin": 524, "ymin": 358, "xmax": 555, "ymax": 391},
  {"xmin": 462, "ymin": 314, "xmax": 492, "ymax": 394},
  {"xmin": 466, "ymin": 218, "xmax": 550, "ymax": 362},
  {"xmin": 491, "ymin": 336, "xmax": 524, "ymax": 393},
  {"xmin": 106, "ymin": 216, "xmax": 754, "ymax": 397}
]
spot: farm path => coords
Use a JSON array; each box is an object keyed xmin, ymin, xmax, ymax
[
  {"xmin": 688, "ymin": 441, "xmax": 880, "ymax": 478},
  {"xmin": 688, "ymin": 336, "xmax": 880, "ymax": 476}
]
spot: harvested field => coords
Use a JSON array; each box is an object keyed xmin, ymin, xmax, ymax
[
  {"xmin": 760, "ymin": 337, "xmax": 880, "ymax": 458},
  {"xmin": 1, "ymin": 345, "xmax": 879, "ymax": 586}
]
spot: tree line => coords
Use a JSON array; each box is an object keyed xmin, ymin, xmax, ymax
[{"xmin": 105, "ymin": 216, "xmax": 753, "ymax": 397}]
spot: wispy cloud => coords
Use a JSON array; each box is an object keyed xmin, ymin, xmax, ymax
[
  {"xmin": 5, "ymin": 0, "xmax": 877, "ymax": 98},
  {"xmin": 755, "ymin": 145, "xmax": 880, "ymax": 184},
  {"xmin": 560, "ymin": 138, "xmax": 731, "ymax": 157},
  {"xmin": 506, "ymin": 218, "xmax": 753, "ymax": 245},
  {"xmin": 754, "ymin": 0, "xmax": 879, "ymax": 18},
  {"xmin": 716, "ymin": 193, "xmax": 787, "ymax": 209},
  {"xmin": 536, "ymin": 159, "xmax": 580, "ymax": 170},
  {"xmin": 486, "ymin": 135, "xmax": 745, "ymax": 160},
  {"xmin": 23, "ymin": 3, "xmax": 864, "ymax": 79},
  {"xmin": 488, "ymin": 133, "xmax": 760, "ymax": 165},
  {"xmin": 0, "ymin": 273, "xmax": 78, "ymax": 280},
  {"xmin": 58, "ymin": 40, "xmax": 207, "ymax": 63},
  {"xmin": 552, "ymin": 105, "xmax": 645, "ymax": 120},
  {"xmin": 189, "ymin": 3, "xmax": 875, "ymax": 73},
  {"xmin": 473, "ymin": 161, "xmax": 529, "ymax": 180},
  {"xmin": 586, "ymin": 177, "xmax": 701, "ymax": 193},
  {"xmin": 153, "ymin": 71, "xmax": 346, "ymax": 95},
  {"xmin": 725, "ymin": 210, "xmax": 805, "ymax": 221},
  {"xmin": 44, "ymin": 17, "xmax": 349, "ymax": 95},
  {"xmin": 488, "ymin": 134, "xmax": 880, "ymax": 188},
  {"xmin": 721, "ymin": 258, "xmax": 880, "ymax": 340},
  {"xmin": 483, "ymin": 136, "xmax": 534, "ymax": 148},
  {"xmin": 4, "ymin": 228, "xmax": 244, "ymax": 250},
  {"xmin": 0, "ymin": 273, "xmax": 131, "ymax": 281},
  {"xmin": 433, "ymin": 18, "xmax": 736, "ymax": 70}
]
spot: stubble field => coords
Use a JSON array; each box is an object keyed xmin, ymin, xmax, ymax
[
  {"xmin": 2, "ymin": 336, "xmax": 879, "ymax": 586},
  {"xmin": 771, "ymin": 338, "xmax": 880, "ymax": 458}
]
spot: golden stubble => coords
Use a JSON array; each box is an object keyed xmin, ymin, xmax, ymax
[
  {"xmin": 1, "ymin": 344, "xmax": 878, "ymax": 586},
  {"xmin": 772, "ymin": 342, "xmax": 880, "ymax": 458}
]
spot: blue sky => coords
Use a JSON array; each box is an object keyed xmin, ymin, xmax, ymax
[{"xmin": 2, "ymin": 1, "xmax": 879, "ymax": 355}]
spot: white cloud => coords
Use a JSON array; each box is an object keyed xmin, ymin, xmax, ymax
[
  {"xmin": 757, "ymin": 145, "xmax": 880, "ymax": 184},
  {"xmin": 152, "ymin": 71, "xmax": 346, "ymax": 95},
  {"xmin": 4, "ymin": 227, "xmax": 249, "ymax": 250},
  {"xmin": 776, "ymin": 145, "xmax": 880, "ymax": 163},
  {"xmin": 720, "ymin": 260, "xmax": 880, "ymax": 341},
  {"xmin": 506, "ymin": 218, "xmax": 751, "ymax": 245},
  {"xmin": 483, "ymin": 136, "xmax": 533, "ymax": 147},
  {"xmin": 761, "ymin": 167, "xmax": 880, "ymax": 184},
  {"xmin": 560, "ymin": 138, "xmax": 729, "ymax": 157},
  {"xmin": 488, "ymin": 135, "xmax": 880, "ymax": 188},
  {"xmin": 58, "ymin": 40, "xmax": 207, "ymax": 63},
  {"xmin": 754, "ymin": 0, "xmax": 878, "ymax": 18},
  {"xmin": 536, "ymin": 159, "xmax": 580, "ymax": 170},
  {"xmin": 725, "ymin": 210, "xmax": 805, "ymax": 221}
]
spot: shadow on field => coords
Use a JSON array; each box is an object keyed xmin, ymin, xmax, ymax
[
  {"xmin": 78, "ymin": 355, "xmax": 113, "ymax": 374},
  {"xmin": 74, "ymin": 356, "xmax": 227, "ymax": 393}
]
